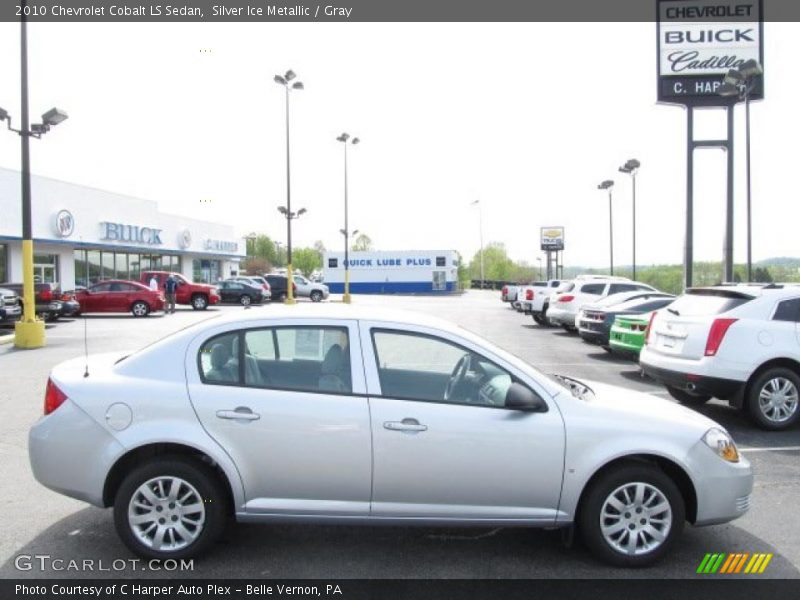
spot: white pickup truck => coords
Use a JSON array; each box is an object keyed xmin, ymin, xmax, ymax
[{"xmin": 518, "ymin": 280, "xmax": 564, "ymax": 323}]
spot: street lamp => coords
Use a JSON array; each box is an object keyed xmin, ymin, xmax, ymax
[
  {"xmin": 274, "ymin": 69, "xmax": 304, "ymax": 303},
  {"xmin": 1, "ymin": 4, "xmax": 68, "ymax": 348},
  {"xmin": 598, "ymin": 180, "xmax": 615, "ymax": 276},
  {"xmin": 470, "ymin": 200, "xmax": 485, "ymax": 289},
  {"xmin": 720, "ymin": 59, "xmax": 762, "ymax": 283},
  {"xmin": 336, "ymin": 132, "xmax": 360, "ymax": 303},
  {"xmin": 618, "ymin": 158, "xmax": 640, "ymax": 280},
  {"xmin": 536, "ymin": 257, "xmax": 543, "ymax": 280}
]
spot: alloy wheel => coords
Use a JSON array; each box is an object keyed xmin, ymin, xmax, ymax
[
  {"xmin": 127, "ymin": 476, "xmax": 206, "ymax": 552},
  {"xmin": 599, "ymin": 482, "xmax": 672, "ymax": 556},
  {"xmin": 758, "ymin": 377, "xmax": 799, "ymax": 424}
]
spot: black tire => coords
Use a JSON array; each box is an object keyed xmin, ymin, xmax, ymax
[
  {"xmin": 239, "ymin": 295, "xmax": 252, "ymax": 306},
  {"xmin": 533, "ymin": 314, "xmax": 544, "ymax": 325},
  {"xmin": 562, "ymin": 324, "xmax": 576, "ymax": 333},
  {"xmin": 666, "ymin": 386, "xmax": 711, "ymax": 406},
  {"xmin": 191, "ymin": 294, "xmax": 209, "ymax": 310},
  {"xmin": 579, "ymin": 462, "xmax": 685, "ymax": 567},
  {"xmin": 131, "ymin": 301, "xmax": 150, "ymax": 318},
  {"xmin": 310, "ymin": 290, "xmax": 323, "ymax": 302},
  {"xmin": 38, "ymin": 311, "xmax": 51, "ymax": 322},
  {"xmin": 277, "ymin": 292, "xmax": 287, "ymax": 302},
  {"xmin": 746, "ymin": 367, "xmax": 800, "ymax": 431},
  {"xmin": 113, "ymin": 456, "xmax": 228, "ymax": 560}
]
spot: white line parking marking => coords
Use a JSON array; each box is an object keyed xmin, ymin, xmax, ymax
[{"xmin": 739, "ymin": 446, "xmax": 800, "ymax": 453}]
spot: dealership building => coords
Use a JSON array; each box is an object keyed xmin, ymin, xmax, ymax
[
  {"xmin": 322, "ymin": 250, "xmax": 459, "ymax": 294},
  {"xmin": 0, "ymin": 167, "xmax": 246, "ymax": 289}
]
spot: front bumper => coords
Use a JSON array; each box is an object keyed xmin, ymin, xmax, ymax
[
  {"xmin": 687, "ymin": 440, "xmax": 753, "ymax": 526},
  {"xmin": 641, "ymin": 363, "xmax": 745, "ymax": 402},
  {"xmin": 29, "ymin": 399, "xmax": 124, "ymax": 507},
  {"xmin": 0, "ymin": 305, "xmax": 22, "ymax": 322},
  {"xmin": 209, "ymin": 293, "xmax": 221, "ymax": 305}
]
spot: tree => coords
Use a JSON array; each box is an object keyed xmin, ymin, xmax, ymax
[
  {"xmin": 313, "ymin": 240, "xmax": 327, "ymax": 254},
  {"xmin": 468, "ymin": 242, "xmax": 515, "ymax": 282},
  {"xmin": 292, "ymin": 247, "xmax": 322, "ymax": 277},
  {"xmin": 753, "ymin": 266, "xmax": 773, "ymax": 283},
  {"xmin": 240, "ymin": 256, "xmax": 271, "ymax": 275},
  {"xmin": 352, "ymin": 233, "xmax": 373, "ymax": 252}
]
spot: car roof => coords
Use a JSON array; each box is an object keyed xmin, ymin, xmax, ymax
[{"xmin": 687, "ymin": 285, "xmax": 800, "ymax": 300}]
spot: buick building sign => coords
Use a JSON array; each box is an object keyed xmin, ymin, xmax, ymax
[{"xmin": 657, "ymin": 0, "xmax": 763, "ymax": 106}]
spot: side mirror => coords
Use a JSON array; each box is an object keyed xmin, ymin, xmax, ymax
[{"xmin": 505, "ymin": 382, "xmax": 547, "ymax": 412}]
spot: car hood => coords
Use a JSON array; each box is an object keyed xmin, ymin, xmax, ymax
[{"xmin": 559, "ymin": 376, "xmax": 719, "ymax": 434}]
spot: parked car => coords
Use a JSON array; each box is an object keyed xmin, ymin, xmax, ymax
[
  {"xmin": 2, "ymin": 282, "xmax": 66, "ymax": 321},
  {"xmin": 293, "ymin": 274, "xmax": 329, "ymax": 302},
  {"xmin": 641, "ymin": 285, "xmax": 800, "ymax": 431},
  {"xmin": 228, "ymin": 276, "xmax": 272, "ymax": 301},
  {"xmin": 548, "ymin": 277, "xmax": 656, "ymax": 332},
  {"xmin": 500, "ymin": 284, "xmax": 519, "ymax": 304},
  {"xmin": 265, "ymin": 274, "xmax": 297, "ymax": 302},
  {"xmin": 218, "ymin": 280, "xmax": 266, "ymax": 306},
  {"xmin": 140, "ymin": 271, "xmax": 220, "ymax": 310},
  {"xmin": 74, "ymin": 280, "xmax": 165, "ymax": 317},
  {"xmin": 0, "ymin": 287, "xmax": 22, "ymax": 325},
  {"xmin": 577, "ymin": 292, "xmax": 675, "ymax": 348},
  {"xmin": 609, "ymin": 313, "xmax": 654, "ymax": 358},
  {"xmin": 58, "ymin": 291, "xmax": 82, "ymax": 317},
  {"xmin": 518, "ymin": 280, "xmax": 563, "ymax": 324},
  {"xmin": 30, "ymin": 305, "xmax": 752, "ymax": 566}
]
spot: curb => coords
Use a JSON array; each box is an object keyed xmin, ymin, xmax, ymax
[{"xmin": 0, "ymin": 334, "xmax": 15, "ymax": 345}]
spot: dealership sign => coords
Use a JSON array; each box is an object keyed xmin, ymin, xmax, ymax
[
  {"xmin": 540, "ymin": 227, "xmax": 565, "ymax": 251},
  {"xmin": 657, "ymin": 0, "xmax": 763, "ymax": 106},
  {"xmin": 100, "ymin": 222, "xmax": 163, "ymax": 245}
]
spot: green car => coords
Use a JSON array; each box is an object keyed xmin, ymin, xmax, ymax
[{"xmin": 609, "ymin": 312, "xmax": 652, "ymax": 358}]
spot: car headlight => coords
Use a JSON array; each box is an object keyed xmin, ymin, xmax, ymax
[{"xmin": 702, "ymin": 427, "xmax": 740, "ymax": 463}]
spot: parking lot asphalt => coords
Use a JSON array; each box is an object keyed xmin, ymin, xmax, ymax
[{"xmin": 1, "ymin": 290, "xmax": 798, "ymax": 579}]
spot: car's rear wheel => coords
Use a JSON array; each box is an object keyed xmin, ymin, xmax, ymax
[
  {"xmin": 533, "ymin": 314, "xmax": 544, "ymax": 325},
  {"xmin": 666, "ymin": 386, "xmax": 711, "ymax": 406},
  {"xmin": 191, "ymin": 294, "xmax": 208, "ymax": 310},
  {"xmin": 239, "ymin": 295, "xmax": 251, "ymax": 306},
  {"xmin": 277, "ymin": 292, "xmax": 287, "ymax": 302},
  {"xmin": 131, "ymin": 301, "xmax": 150, "ymax": 317},
  {"xmin": 562, "ymin": 324, "xmax": 576, "ymax": 333},
  {"xmin": 579, "ymin": 463, "xmax": 684, "ymax": 567},
  {"xmin": 113, "ymin": 457, "xmax": 227, "ymax": 560},
  {"xmin": 310, "ymin": 290, "xmax": 323, "ymax": 302},
  {"xmin": 746, "ymin": 368, "xmax": 800, "ymax": 431}
]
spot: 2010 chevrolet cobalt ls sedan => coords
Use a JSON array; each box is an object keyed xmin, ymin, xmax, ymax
[{"xmin": 29, "ymin": 306, "xmax": 752, "ymax": 566}]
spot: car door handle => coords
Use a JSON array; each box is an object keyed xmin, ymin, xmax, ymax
[
  {"xmin": 216, "ymin": 407, "xmax": 260, "ymax": 421},
  {"xmin": 383, "ymin": 419, "xmax": 427, "ymax": 432}
]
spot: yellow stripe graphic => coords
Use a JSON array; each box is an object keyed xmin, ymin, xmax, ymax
[
  {"xmin": 744, "ymin": 554, "xmax": 759, "ymax": 573},
  {"xmin": 758, "ymin": 554, "xmax": 773, "ymax": 573}
]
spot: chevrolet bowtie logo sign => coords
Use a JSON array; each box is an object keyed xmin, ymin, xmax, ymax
[{"xmin": 697, "ymin": 552, "xmax": 773, "ymax": 574}]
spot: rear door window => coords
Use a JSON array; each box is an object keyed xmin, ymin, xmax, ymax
[
  {"xmin": 773, "ymin": 298, "xmax": 800, "ymax": 322},
  {"xmin": 580, "ymin": 283, "xmax": 605, "ymax": 295}
]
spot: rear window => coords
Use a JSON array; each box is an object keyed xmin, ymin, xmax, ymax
[
  {"xmin": 580, "ymin": 283, "xmax": 605, "ymax": 295},
  {"xmin": 532, "ymin": 282, "xmax": 548, "ymax": 288},
  {"xmin": 667, "ymin": 290, "xmax": 753, "ymax": 317}
]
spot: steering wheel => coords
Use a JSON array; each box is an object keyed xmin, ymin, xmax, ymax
[{"xmin": 444, "ymin": 353, "xmax": 472, "ymax": 401}]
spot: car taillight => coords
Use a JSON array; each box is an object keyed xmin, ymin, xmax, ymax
[
  {"xmin": 502, "ymin": 286, "xmax": 508, "ymax": 296},
  {"xmin": 525, "ymin": 289, "xmax": 533, "ymax": 301},
  {"xmin": 40, "ymin": 290, "xmax": 53, "ymax": 301},
  {"xmin": 704, "ymin": 318, "xmax": 738, "ymax": 357},
  {"xmin": 263, "ymin": 283, "xmax": 271, "ymax": 291},
  {"xmin": 644, "ymin": 312, "xmax": 658, "ymax": 345},
  {"xmin": 558, "ymin": 295, "xmax": 574, "ymax": 303},
  {"xmin": 44, "ymin": 378, "xmax": 67, "ymax": 415}
]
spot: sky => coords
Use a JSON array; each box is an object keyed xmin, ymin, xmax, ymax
[{"xmin": 0, "ymin": 21, "xmax": 797, "ymax": 269}]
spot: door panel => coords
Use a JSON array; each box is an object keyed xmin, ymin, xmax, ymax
[
  {"xmin": 369, "ymin": 398, "xmax": 565, "ymax": 520},
  {"xmin": 185, "ymin": 320, "xmax": 371, "ymax": 516}
]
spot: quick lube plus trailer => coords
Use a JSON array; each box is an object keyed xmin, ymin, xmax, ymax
[{"xmin": 322, "ymin": 250, "xmax": 458, "ymax": 294}]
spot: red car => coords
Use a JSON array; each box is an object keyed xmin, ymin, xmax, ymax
[
  {"xmin": 74, "ymin": 280, "xmax": 165, "ymax": 317},
  {"xmin": 139, "ymin": 271, "xmax": 221, "ymax": 310}
]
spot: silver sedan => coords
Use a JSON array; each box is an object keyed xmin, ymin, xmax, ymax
[{"xmin": 29, "ymin": 305, "xmax": 752, "ymax": 566}]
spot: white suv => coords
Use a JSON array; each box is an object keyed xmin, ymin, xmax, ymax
[
  {"xmin": 640, "ymin": 285, "xmax": 800, "ymax": 431},
  {"xmin": 548, "ymin": 277, "xmax": 656, "ymax": 331}
]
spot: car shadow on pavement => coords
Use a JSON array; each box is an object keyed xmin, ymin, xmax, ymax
[{"xmin": 2, "ymin": 507, "xmax": 797, "ymax": 579}]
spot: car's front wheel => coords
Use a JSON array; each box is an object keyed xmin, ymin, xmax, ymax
[
  {"xmin": 131, "ymin": 301, "xmax": 150, "ymax": 317},
  {"xmin": 666, "ymin": 386, "xmax": 711, "ymax": 406},
  {"xmin": 746, "ymin": 368, "xmax": 800, "ymax": 431},
  {"xmin": 310, "ymin": 290, "xmax": 323, "ymax": 302},
  {"xmin": 239, "ymin": 295, "xmax": 251, "ymax": 306},
  {"xmin": 191, "ymin": 294, "xmax": 209, "ymax": 310},
  {"xmin": 113, "ymin": 457, "xmax": 227, "ymax": 560},
  {"xmin": 579, "ymin": 463, "xmax": 684, "ymax": 567}
]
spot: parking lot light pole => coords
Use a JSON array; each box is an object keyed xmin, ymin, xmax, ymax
[
  {"xmin": 618, "ymin": 159, "xmax": 640, "ymax": 281},
  {"xmin": 470, "ymin": 200, "xmax": 484, "ymax": 289},
  {"xmin": 337, "ymin": 133, "xmax": 360, "ymax": 303},
  {"xmin": 598, "ymin": 180, "xmax": 615, "ymax": 276},
  {"xmin": 536, "ymin": 257, "xmax": 542, "ymax": 280},
  {"xmin": 720, "ymin": 59, "xmax": 762, "ymax": 283},
  {"xmin": 274, "ymin": 69, "xmax": 304, "ymax": 304},
  {"xmin": 1, "ymin": 8, "xmax": 68, "ymax": 348}
]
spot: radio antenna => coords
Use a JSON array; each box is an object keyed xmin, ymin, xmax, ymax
[{"xmin": 83, "ymin": 313, "xmax": 89, "ymax": 378}]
